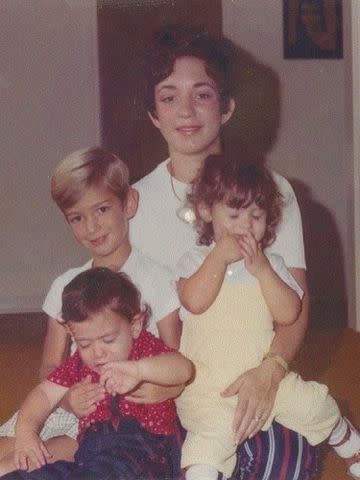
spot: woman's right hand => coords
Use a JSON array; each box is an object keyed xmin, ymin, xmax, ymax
[{"xmin": 60, "ymin": 375, "xmax": 105, "ymax": 417}]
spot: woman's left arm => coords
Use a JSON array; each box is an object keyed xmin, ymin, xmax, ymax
[{"xmin": 221, "ymin": 268, "xmax": 309, "ymax": 444}]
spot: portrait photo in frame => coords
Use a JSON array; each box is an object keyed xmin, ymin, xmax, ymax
[{"xmin": 283, "ymin": 0, "xmax": 343, "ymax": 59}]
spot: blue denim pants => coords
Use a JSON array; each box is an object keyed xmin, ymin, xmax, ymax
[{"xmin": 1, "ymin": 417, "xmax": 180, "ymax": 480}]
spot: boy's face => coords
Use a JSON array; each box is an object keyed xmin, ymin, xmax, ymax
[
  {"xmin": 64, "ymin": 185, "xmax": 138, "ymax": 268},
  {"xmin": 68, "ymin": 308, "xmax": 143, "ymax": 374},
  {"xmin": 201, "ymin": 200, "xmax": 267, "ymax": 244},
  {"xmin": 149, "ymin": 56, "xmax": 234, "ymax": 160}
]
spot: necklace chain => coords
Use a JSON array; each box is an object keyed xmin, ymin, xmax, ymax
[
  {"xmin": 169, "ymin": 162, "xmax": 184, "ymax": 203},
  {"xmin": 168, "ymin": 162, "xmax": 196, "ymax": 224}
]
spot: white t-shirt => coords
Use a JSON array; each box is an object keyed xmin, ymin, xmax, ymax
[
  {"xmin": 42, "ymin": 247, "xmax": 180, "ymax": 339},
  {"xmin": 174, "ymin": 245, "xmax": 304, "ymax": 321},
  {"xmin": 131, "ymin": 159, "xmax": 306, "ymax": 271}
]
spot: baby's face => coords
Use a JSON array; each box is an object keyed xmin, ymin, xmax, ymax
[
  {"xmin": 210, "ymin": 200, "xmax": 267, "ymax": 243},
  {"xmin": 68, "ymin": 308, "xmax": 139, "ymax": 374}
]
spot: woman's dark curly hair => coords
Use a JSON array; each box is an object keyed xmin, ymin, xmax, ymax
[
  {"xmin": 143, "ymin": 24, "xmax": 233, "ymax": 116},
  {"xmin": 188, "ymin": 154, "xmax": 284, "ymax": 248}
]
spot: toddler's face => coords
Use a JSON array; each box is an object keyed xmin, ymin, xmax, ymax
[
  {"xmin": 207, "ymin": 200, "xmax": 267, "ymax": 243},
  {"xmin": 68, "ymin": 308, "xmax": 142, "ymax": 374}
]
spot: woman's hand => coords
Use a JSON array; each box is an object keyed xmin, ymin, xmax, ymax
[
  {"xmin": 124, "ymin": 382, "xmax": 185, "ymax": 404},
  {"xmin": 221, "ymin": 358, "xmax": 286, "ymax": 444},
  {"xmin": 60, "ymin": 375, "xmax": 105, "ymax": 418},
  {"xmin": 14, "ymin": 430, "xmax": 52, "ymax": 471}
]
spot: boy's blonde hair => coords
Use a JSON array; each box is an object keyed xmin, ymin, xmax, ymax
[{"xmin": 51, "ymin": 147, "xmax": 129, "ymax": 211}]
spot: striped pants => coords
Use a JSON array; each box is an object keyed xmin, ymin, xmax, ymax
[{"xmin": 232, "ymin": 421, "xmax": 318, "ymax": 480}]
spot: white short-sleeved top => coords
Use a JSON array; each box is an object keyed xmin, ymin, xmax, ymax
[
  {"xmin": 42, "ymin": 247, "xmax": 180, "ymax": 338},
  {"xmin": 131, "ymin": 159, "xmax": 306, "ymax": 272},
  {"xmin": 174, "ymin": 245, "xmax": 304, "ymax": 322}
]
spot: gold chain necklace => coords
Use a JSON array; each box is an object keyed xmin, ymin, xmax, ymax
[{"xmin": 168, "ymin": 162, "xmax": 196, "ymax": 224}]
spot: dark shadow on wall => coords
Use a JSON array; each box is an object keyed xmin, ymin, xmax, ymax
[
  {"xmin": 290, "ymin": 179, "xmax": 347, "ymax": 331},
  {"xmin": 222, "ymin": 44, "xmax": 281, "ymax": 160}
]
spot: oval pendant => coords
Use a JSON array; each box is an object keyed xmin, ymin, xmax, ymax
[{"xmin": 176, "ymin": 206, "xmax": 196, "ymax": 224}]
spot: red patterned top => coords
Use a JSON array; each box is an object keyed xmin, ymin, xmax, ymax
[{"xmin": 48, "ymin": 330, "xmax": 177, "ymax": 437}]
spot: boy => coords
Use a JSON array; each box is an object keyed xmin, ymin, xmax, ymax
[
  {"xmin": 130, "ymin": 24, "xmax": 315, "ymax": 479},
  {"xmin": 0, "ymin": 147, "xmax": 181, "ymax": 475}
]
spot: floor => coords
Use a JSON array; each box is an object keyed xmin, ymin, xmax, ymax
[{"xmin": 0, "ymin": 313, "xmax": 359, "ymax": 479}]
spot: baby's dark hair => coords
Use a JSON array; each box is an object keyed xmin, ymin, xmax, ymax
[
  {"xmin": 62, "ymin": 267, "xmax": 150, "ymax": 326},
  {"xmin": 188, "ymin": 154, "xmax": 283, "ymax": 247},
  {"xmin": 143, "ymin": 24, "xmax": 233, "ymax": 115}
]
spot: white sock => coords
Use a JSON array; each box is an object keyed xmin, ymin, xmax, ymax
[
  {"xmin": 349, "ymin": 461, "xmax": 360, "ymax": 478},
  {"xmin": 329, "ymin": 417, "xmax": 360, "ymax": 458},
  {"xmin": 329, "ymin": 416, "xmax": 348, "ymax": 445},
  {"xmin": 185, "ymin": 464, "xmax": 220, "ymax": 480}
]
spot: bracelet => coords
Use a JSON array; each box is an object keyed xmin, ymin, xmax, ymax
[{"xmin": 263, "ymin": 352, "xmax": 289, "ymax": 372}]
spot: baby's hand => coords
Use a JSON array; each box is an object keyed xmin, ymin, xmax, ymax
[
  {"xmin": 215, "ymin": 234, "xmax": 243, "ymax": 265},
  {"xmin": 100, "ymin": 361, "xmax": 141, "ymax": 396},
  {"xmin": 238, "ymin": 232, "xmax": 270, "ymax": 277},
  {"xmin": 61, "ymin": 375, "xmax": 105, "ymax": 418},
  {"xmin": 14, "ymin": 430, "xmax": 52, "ymax": 471}
]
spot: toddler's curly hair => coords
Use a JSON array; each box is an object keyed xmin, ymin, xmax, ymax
[{"xmin": 188, "ymin": 154, "xmax": 284, "ymax": 247}]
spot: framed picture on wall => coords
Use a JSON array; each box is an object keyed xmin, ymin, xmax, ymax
[{"xmin": 283, "ymin": 0, "xmax": 343, "ymax": 59}]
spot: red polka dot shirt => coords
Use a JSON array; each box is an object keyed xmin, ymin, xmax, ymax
[{"xmin": 47, "ymin": 330, "xmax": 177, "ymax": 438}]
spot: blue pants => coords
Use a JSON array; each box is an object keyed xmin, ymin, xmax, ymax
[{"xmin": 1, "ymin": 418, "xmax": 179, "ymax": 480}]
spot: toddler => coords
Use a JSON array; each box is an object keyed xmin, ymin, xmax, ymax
[
  {"xmin": 175, "ymin": 153, "xmax": 360, "ymax": 480},
  {"xmin": 1, "ymin": 267, "xmax": 193, "ymax": 479}
]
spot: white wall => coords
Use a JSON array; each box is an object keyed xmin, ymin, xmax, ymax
[
  {"xmin": 223, "ymin": 0, "xmax": 355, "ymax": 328},
  {"xmin": 0, "ymin": 0, "xmax": 100, "ymax": 313}
]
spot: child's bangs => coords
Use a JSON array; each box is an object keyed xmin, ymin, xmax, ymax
[
  {"xmin": 225, "ymin": 178, "xmax": 268, "ymax": 211},
  {"xmin": 59, "ymin": 181, "xmax": 88, "ymax": 212},
  {"xmin": 225, "ymin": 185, "xmax": 257, "ymax": 210}
]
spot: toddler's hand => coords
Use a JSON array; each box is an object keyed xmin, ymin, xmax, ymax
[
  {"xmin": 237, "ymin": 232, "xmax": 270, "ymax": 277},
  {"xmin": 14, "ymin": 430, "xmax": 52, "ymax": 471},
  {"xmin": 215, "ymin": 234, "xmax": 243, "ymax": 265},
  {"xmin": 100, "ymin": 361, "xmax": 141, "ymax": 395},
  {"xmin": 61, "ymin": 375, "xmax": 105, "ymax": 417}
]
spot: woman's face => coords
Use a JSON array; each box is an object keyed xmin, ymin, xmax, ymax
[{"xmin": 149, "ymin": 56, "xmax": 234, "ymax": 160}]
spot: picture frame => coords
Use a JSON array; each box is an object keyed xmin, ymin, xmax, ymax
[{"xmin": 283, "ymin": 0, "xmax": 343, "ymax": 59}]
